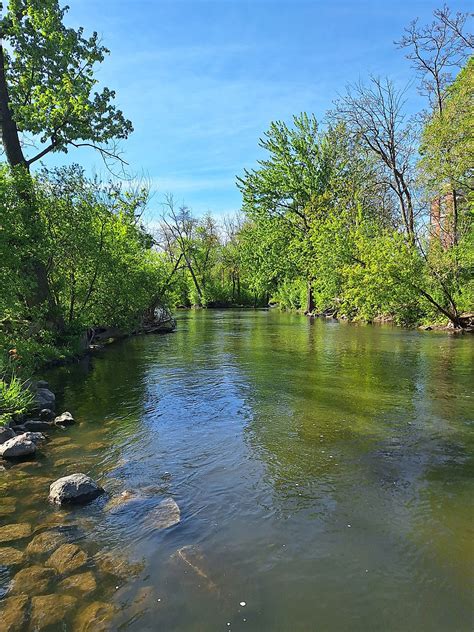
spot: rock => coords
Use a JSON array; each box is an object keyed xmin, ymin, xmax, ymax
[
  {"xmin": 49, "ymin": 473, "xmax": 104, "ymax": 505},
  {"xmin": 54, "ymin": 411, "xmax": 75, "ymax": 426},
  {"xmin": 88, "ymin": 441, "xmax": 107, "ymax": 451},
  {"xmin": 171, "ymin": 545, "xmax": 217, "ymax": 592},
  {"xmin": 0, "ymin": 523, "xmax": 32, "ymax": 543},
  {"xmin": 94, "ymin": 552, "xmax": 145, "ymax": 580},
  {"xmin": 10, "ymin": 425, "xmax": 26, "ymax": 433},
  {"xmin": 73, "ymin": 601, "xmax": 116, "ymax": 632},
  {"xmin": 0, "ymin": 497, "xmax": 16, "ymax": 516},
  {"xmin": 39, "ymin": 408, "xmax": 55, "ymax": 421},
  {"xmin": 119, "ymin": 586, "xmax": 157, "ymax": 621},
  {"xmin": 59, "ymin": 570, "xmax": 97, "ymax": 596},
  {"xmin": 50, "ymin": 436, "xmax": 72, "ymax": 446},
  {"xmin": 0, "ymin": 547, "xmax": 25, "ymax": 566},
  {"xmin": 0, "ymin": 595, "xmax": 29, "ymax": 632},
  {"xmin": 35, "ymin": 387, "xmax": 55, "ymax": 411},
  {"xmin": 23, "ymin": 419, "xmax": 51, "ymax": 432},
  {"xmin": 0, "ymin": 435, "xmax": 36, "ymax": 459},
  {"xmin": 26, "ymin": 530, "xmax": 65, "ymax": 556},
  {"xmin": 104, "ymin": 490, "xmax": 137, "ymax": 512},
  {"xmin": 9, "ymin": 565, "xmax": 56, "ymax": 595},
  {"xmin": 150, "ymin": 498, "xmax": 181, "ymax": 530},
  {"xmin": 46, "ymin": 543, "xmax": 88, "ymax": 575},
  {"xmin": 20, "ymin": 431, "xmax": 46, "ymax": 444},
  {"xmin": 0, "ymin": 426, "xmax": 15, "ymax": 444},
  {"xmin": 30, "ymin": 594, "xmax": 77, "ymax": 629},
  {"xmin": 36, "ymin": 380, "xmax": 49, "ymax": 389}
]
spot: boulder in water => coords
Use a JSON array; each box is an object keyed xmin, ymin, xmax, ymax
[
  {"xmin": 49, "ymin": 473, "xmax": 104, "ymax": 505},
  {"xmin": 54, "ymin": 411, "xmax": 75, "ymax": 426},
  {"xmin": 0, "ymin": 435, "xmax": 36, "ymax": 459},
  {"xmin": 35, "ymin": 387, "xmax": 55, "ymax": 411}
]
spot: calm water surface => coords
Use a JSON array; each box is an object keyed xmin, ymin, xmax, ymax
[{"xmin": 1, "ymin": 310, "xmax": 473, "ymax": 631}]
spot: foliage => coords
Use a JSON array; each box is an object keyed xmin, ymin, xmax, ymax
[
  {"xmin": 0, "ymin": 371, "xmax": 35, "ymax": 425},
  {"xmin": 0, "ymin": 165, "xmax": 171, "ymax": 371},
  {"xmin": 0, "ymin": 0, "xmax": 132, "ymax": 165},
  {"xmin": 419, "ymin": 58, "xmax": 474, "ymax": 197}
]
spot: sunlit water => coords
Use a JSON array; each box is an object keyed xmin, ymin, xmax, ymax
[{"xmin": 1, "ymin": 310, "xmax": 473, "ymax": 631}]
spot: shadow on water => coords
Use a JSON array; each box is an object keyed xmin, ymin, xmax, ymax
[{"xmin": 0, "ymin": 310, "xmax": 473, "ymax": 631}]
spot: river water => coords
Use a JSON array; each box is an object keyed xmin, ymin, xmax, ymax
[{"xmin": 1, "ymin": 310, "xmax": 473, "ymax": 631}]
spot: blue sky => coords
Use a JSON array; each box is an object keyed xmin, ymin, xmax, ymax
[{"xmin": 54, "ymin": 0, "xmax": 471, "ymax": 218}]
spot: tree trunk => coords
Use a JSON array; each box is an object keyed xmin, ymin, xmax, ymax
[
  {"xmin": 0, "ymin": 45, "xmax": 26, "ymax": 166},
  {"xmin": 305, "ymin": 281, "xmax": 315, "ymax": 314},
  {"xmin": 0, "ymin": 42, "xmax": 62, "ymax": 328}
]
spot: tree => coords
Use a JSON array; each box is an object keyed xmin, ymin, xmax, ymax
[
  {"xmin": 0, "ymin": 0, "xmax": 132, "ymax": 167},
  {"xmin": 0, "ymin": 0, "xmax": 132, "ymax": 321},
  {"xmin": 237, "ymin": 113, "xmax": 334, "ymax": 312},
  {"xmin": 396, "ymin": 5, "xmax": 473, "ymax": 116},
  {"xmin": 333, "ymin": 77, "xmax": 417, "ymax": 239},
  {"xmin": 419, "ymin": 58, "xmax": 473, "ymax": 217},
  {"xmin": 397, "ymin": 5, "xmax": 473, "ymax": 243}
]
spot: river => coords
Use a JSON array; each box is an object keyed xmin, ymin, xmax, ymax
[{"xmin": 1, "ymin": 310, "xmax": 473, "ymax": 631}]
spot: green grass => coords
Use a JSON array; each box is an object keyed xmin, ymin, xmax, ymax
[{"xmin": 0, "ymin": 373, "xmax": 35, "ymax": 426}]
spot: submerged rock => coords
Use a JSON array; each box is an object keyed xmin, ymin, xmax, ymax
[
  {"xmin": 0, "ymin": 546, "xmax": 25, "ymax": 566},
  {"xmin": 94, "ymin": 552, "xmax": 145, "ymax": 581},
  {"xmin": 9, "ymin": 565, "xmax": 56, "ymax": 595},
  {"xmin": 54, "ymin": 411, "xmax": 75, "ymax": 426},
  {"xmin": 0, "ymin": 497, "xmax": 16, "ymax": 516},
  {"xmin": 26, "ymin": 530, "xmax": 65, "ymax": 556},
  {"xmin": 171, "ymin": 544, "xmax": 217, "ymax": 592},
  {"xmin": 0, "ymin": 435, "xmax": 36, "ymax": 459},
  {"xmin": 46, "ymin": 543, "xmax": 88, "ymax": 575},
  {"xmin": 149, "ymin": 498, "xmax": 181, "ymax": 530},
  {"xmin": 104, "ymin": 490, "xmax": 137, "ymax": 512},
  {"xmin": 0, "ymin": 523, "xmax": 32, "ymax": 543},
  {"xmin": 0, "ymin": 595, "xmax": 29, "ymax": 632},
  {"xmin": 59, "ymin": 570, "xmax": 97, "ymax": 596},
  {"xmin": 73, "ymin": 601, "xmax": 116, "ymax": 632},
  {"xmin": 30, "ymin": 594, "xmax": 77, "ymax": 629},
  {"xmin": 49, "ymin": 473, "xmax": 104, "ymax": 505}
]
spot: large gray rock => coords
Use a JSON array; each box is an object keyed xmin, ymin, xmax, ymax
[
  {"xmin": 49, "ymin": 473, "xmax": 104, "ymax": 505},
  {"xmin": 0, "ymin": 426, "xmax": 15, "ymax": 445},
  {"xmin": 0, "ymin": 434, "xmax": 36, "ymax": 459},
  {"xmin": 54, "ymin": 411, "xmax": 75, "ymax": 426},
  {"xmin": 36, "ymin": 388, "xmax": 56, "ymax": 411}
]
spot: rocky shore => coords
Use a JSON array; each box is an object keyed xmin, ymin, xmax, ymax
[{"xmin": 0, "ymin": 379, "xmax": 184, "ymax": 631}]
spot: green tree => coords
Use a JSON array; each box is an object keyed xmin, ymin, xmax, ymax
[{"xmin": 0, "ymin": 0, "xmax": 132, "ymax": 321}]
